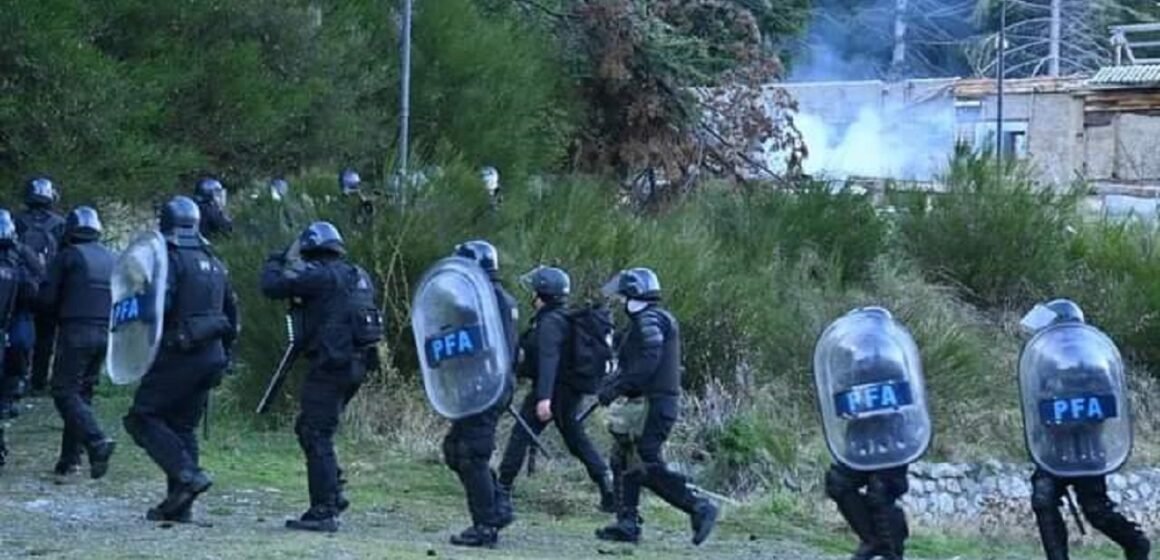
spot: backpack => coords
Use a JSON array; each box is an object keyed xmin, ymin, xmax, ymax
[
  {"xmin": 567, "ymin": 303, "xmax": 615, "ymax": 393},
  {"xmin": 346, "ymin": 265, "xmax": 385, "ymax": 347},
  {"xmin": 16, "ymin": 212, "xmax": 63, "ymax": 268}
]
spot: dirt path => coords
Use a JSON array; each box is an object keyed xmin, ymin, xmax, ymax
[{"xmin": 0, "ymin": 396, "xmax": 843, "ymax": 560}]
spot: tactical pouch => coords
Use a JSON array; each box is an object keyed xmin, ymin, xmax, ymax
[
  {"xmin": 608, "ymin": 397, "xmax": 648, "ymax": 441},
  {"xmin": 170, "ymin": 314, "xmax": 231, "ymax": 351}
]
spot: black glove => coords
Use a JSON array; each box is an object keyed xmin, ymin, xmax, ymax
[{"xmin": 598, "ymin": 384, "xmax": 620, "ymax": 407}]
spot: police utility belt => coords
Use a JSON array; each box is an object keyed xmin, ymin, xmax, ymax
[{"xmin": 163, "ymin": 313, "xmax": 231, "ymax": 351}]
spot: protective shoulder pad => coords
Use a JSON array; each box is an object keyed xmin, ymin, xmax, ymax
[{"xmin": 636, "ymin": 309, "xmax": 665, "ymax": 347}]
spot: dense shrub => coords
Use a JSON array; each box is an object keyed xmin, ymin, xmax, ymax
[
  {"xmin": 891, "ymin": 148, "xmax": 1082, "ymax": 309},
  {"xmin": 1, "ymin": 0, "xmax": 574, "ymax": 205}
]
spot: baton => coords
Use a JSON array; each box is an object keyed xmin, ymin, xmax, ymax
[
  {"xmin": 687, "ymin": 483, "xmax": 741, "ymax": 506},
  {"xmin": 256, "ymin": 314, "xmax": 298, "ymax": 414},
  {"xmin": 576, "ymin": 400, "xmax": 600, "ymax": 424},
  {"xmin": 507, "ymin": 404, "xmax": 554, "ymax": 459}
]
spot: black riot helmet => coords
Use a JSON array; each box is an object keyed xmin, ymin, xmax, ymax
[
  {"xmin": 454, "ymin": 240, "xmax": 499, "ymax": 274},
  {"xmin": 519, "ymin": 266, "xmax": 571, "ymax": 301},
  {"xmin": 339, "ymin": 168, "xmax": 361, "ymax": 196},
  {"xmin": 0, "ymin": 209, "xmax": 15, "ymax": 248},
  {"xmin": 1046, "ymin": 298, "xmax": 1085, "ymax": 324},
  {"xmin": 602, "ymin": 267, "xmax": 661, "ymax": 301},
  {"xmin": 159, "ymin": 196, "xmax": 202, "ymax": 248},
  {"xmin": 66, "ymin": 206, "xmax": 103, "ymax": 242},
  {"xmin": 25, "ymin": 176, "xmax": 58, "ymax": 208},
  {"xmin": 194, "ymin": 177, "xmax": 227, "ymax": 207},
  {"xmin": 299, "ymin": 221, "xmax": 346, "ymax": 257}
]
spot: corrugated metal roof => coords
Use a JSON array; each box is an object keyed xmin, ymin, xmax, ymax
[{"xmin": 1090, "ymin": 65, "xmax": 1160, "ymax": 86}]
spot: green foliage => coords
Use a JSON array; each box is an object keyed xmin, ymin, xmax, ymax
[
  {"xmin": 891, "ymin": 148, "xmax": 1082, "ymax": 309},
  {"xmin": 0, "ymin": 0, "xmax": 574, "ymax": 205}
]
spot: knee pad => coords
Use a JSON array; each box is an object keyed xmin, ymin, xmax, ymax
[
  {"xmin": 825, "ymin": 467, "xmax": 860, "ymax": 501},
  {"xmin": 1078, "ymin": 494, "xmax": 1118, "ymax": 528},
  {"xmin": 867, "ymin": 471, "xmax": 908, "ymax": 504}
]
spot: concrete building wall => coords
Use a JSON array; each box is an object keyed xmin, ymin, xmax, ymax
[{"xmin": 1113, "ymin": 113, "xmax": 1160, "ymax": 181}]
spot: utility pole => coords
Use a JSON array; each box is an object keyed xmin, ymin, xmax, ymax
[
  {"xmin": 1048, "ymin": 0, "xmax": 1061, "ymax": 76},
  {"xmin": 398, "ymin": 0, "xmax": 413, "ymax": 202},
  {"xmin": 996, "ymin": 0, "xmax": 1007, "ymax": 175}
]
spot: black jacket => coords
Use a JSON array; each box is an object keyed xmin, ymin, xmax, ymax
[
  {"xmin": 40, "ymin": 240, "xmax": 114, "ymax": 324},
  {"xmin": 607, "ymin": 304, "xmax": 681, "ymax": 399},
  {"xmin": 519, "ymin": 304, "xmax": 570, "ymax": 401},
  {"xmin": 260, "ymin": 254, "xmax": 374, "ymax": 373}
]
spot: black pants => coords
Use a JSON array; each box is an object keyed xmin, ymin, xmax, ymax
[
  {"xmin": 444, "ymin": 396, "xmax": 507, "ymax": 528},
  {"xmin": 50, "ymin": 323, "xmax": 108, "ymax": 466},
  {"xmin": 825, "ymin": 463, "xmax": 910, "ymax": 557},
  {"xmin": 610, "ymin": 396, "xmax": 700, "ymax": 518},
  {"xmin": 1031, "ymin": 469, "xmax": 1150, "ymax": 560},
  {"xmin": 30, "ymin": 312, "xmax": 56, "ymax": 391},
  {"xmin": 123, "ymin": 350, "xmax": 221, "ymax": 485},
  {"xmin": 1, "ymin": 315, "xmax": 33, "ymax": 403},
  {"xmin": 498, "ymin": 386, "xmax": 608, "ymax": 488},
  {"xmin": 295, "ymin": 370, "xmax": 361, "ymax": 516}
]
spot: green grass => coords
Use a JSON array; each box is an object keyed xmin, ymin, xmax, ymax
[{"xmin": 0, "ymin": 386, "xmax": 1129, "ymax": 559}]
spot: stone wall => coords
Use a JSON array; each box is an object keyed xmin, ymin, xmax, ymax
[{"xmin": 902, "ymin": 461, "xmax": 1160, "ymax": 535}]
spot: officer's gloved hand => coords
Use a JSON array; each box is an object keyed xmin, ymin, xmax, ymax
[{"xmin": 598, "ymin": 384, "xmax": 620, "ymax": 407}]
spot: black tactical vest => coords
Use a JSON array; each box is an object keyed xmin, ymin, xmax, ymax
[
  {"xmin": 164, "ymin": 246, "xmax": 229, "ymax": 353},
  {"xmin": 0, "ymin": 250, "xmax": 21, "ymax": 328},
  {"xmin": 59, "ymin": 242, "xmax": 115, "ymax": 322}
]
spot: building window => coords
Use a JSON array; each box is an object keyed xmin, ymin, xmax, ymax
[{"xmin": 974, "ymin": 121, "xmax": 1029, "ymax": 159}]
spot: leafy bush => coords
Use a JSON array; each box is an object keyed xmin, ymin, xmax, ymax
[
  {"xmin": 1, "ymin": 0, "xmax": 574, "ymax": 205},
  {"xmin": 891, "ymin": 148, "xmax": 1082, "ymax": 309}
]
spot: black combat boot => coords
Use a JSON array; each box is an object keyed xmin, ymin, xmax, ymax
[
  {"xmin": 286, "ymin": 507, "xmax": 340, "ymax": 533},
  {"xmin": 596, "ymin": 511, "xmax": 642, "ymax": 543},
  {"xmin": 156, "ymin": 470, "xmax": 212, "ymax": 519},
  {"xmin": 147, "ymin": 479, "xmax": 194, "ymax": 523},
  {"xmin": 88, "ymin": 439, "xmax": 115, "ymax": 480},
  {"xmin": 450, "ymin": 525, "xmax": 498, "ymax": 548},
  {"xmin": 495, "ymin": 482, "xmax": 515, "ymax": 529},
  {"xmin": 690, "ymin": 499, "xmax": 719, "ymax": 546}
]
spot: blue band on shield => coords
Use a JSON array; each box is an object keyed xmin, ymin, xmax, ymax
[
  {"xmin": 834, "ymin": 381, "xmax": 915, "ymax": 418},
  {"xmin": 1039, "ymin": 394, "xmax": 1118, "ymax": 425},
  {"xmin": 111, "ymin": 292, "xmax": 157, "ymax": 331},
  {"xmin": 425, "ymin": 324, "xmax": 484, "ymax": 366}
]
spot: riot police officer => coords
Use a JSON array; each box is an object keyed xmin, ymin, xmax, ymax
[
  {"xmin": 123, "ymin": 196, "xmax": 238, "ymax": 523},
  {"xmin": 497, "ymin": 266, "xmax": 614, "ymax": 515},
  {"xmin": 816, "ymin": 307, "xmax": 931, "ymax": 560},
  {"xmin": 595, "ymin": 268, "xmax": 718, "ymax": 546},
  {"xmin": 15, "ymin": 176, "xmax": 65, "ymax": 395},
  {"xmin": 261, "ymin": 222, "xmax": 382, "ymax": 533},
  {"xmin": 193, "ymin": 177, "xmax": 233, "ymax": 239},
  {"xmin": 0, "ymin": 209, "xmax": 42, "ymax": 465},
  {"xmin": 1020, "ymin": 299, "xmax": 1150, "ymax": 560},
  {"xmin": 441, "ymin": 240, "xmax": 518, "ymax": 548},
  {"xmin": 40, "ymin": 207, "xmax": 117, "ymax": 478}
]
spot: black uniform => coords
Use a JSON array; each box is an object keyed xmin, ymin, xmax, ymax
[
  {"xmin": 260, "ymin": 253, "xmax": 376, "ymax": 523},
  {"xmin": 443, "ymin": 278, "xmax": 518, "ymax": 540},
  {"xmin": 597, "ymin": 303, "xmax": 716, "ymax": 544},
  {"xmin": 123, "ymin": 240, "xmax": 237, "ymax": 521},
  {"xmin": 0, "ymin": 244, "xmax": 41, "ymax": 462},
  {"xmin": 1031, "ymin": 469, "xmax": 1150, "ymax": 560},
  {"xmin": 498, "ymin": 302, "xmax": 610, "ymax": 500},
  {"xmin": 825, "ymin": 463, "xmax": 911, "ymax": 560},
  {"xmin": 40, "ymin": 238, "xmax": 116, "ymax": 475},
  {"xmin": 0, "ymin": 243, "xmax": 45, "ymax": 413},
  {"xmin": 15, "ymin": 207, "xmax": 65, "ymax": 393},
  {"xmin": 196, "ymin": 201, "xmax": 233, "ymax": 239}
]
